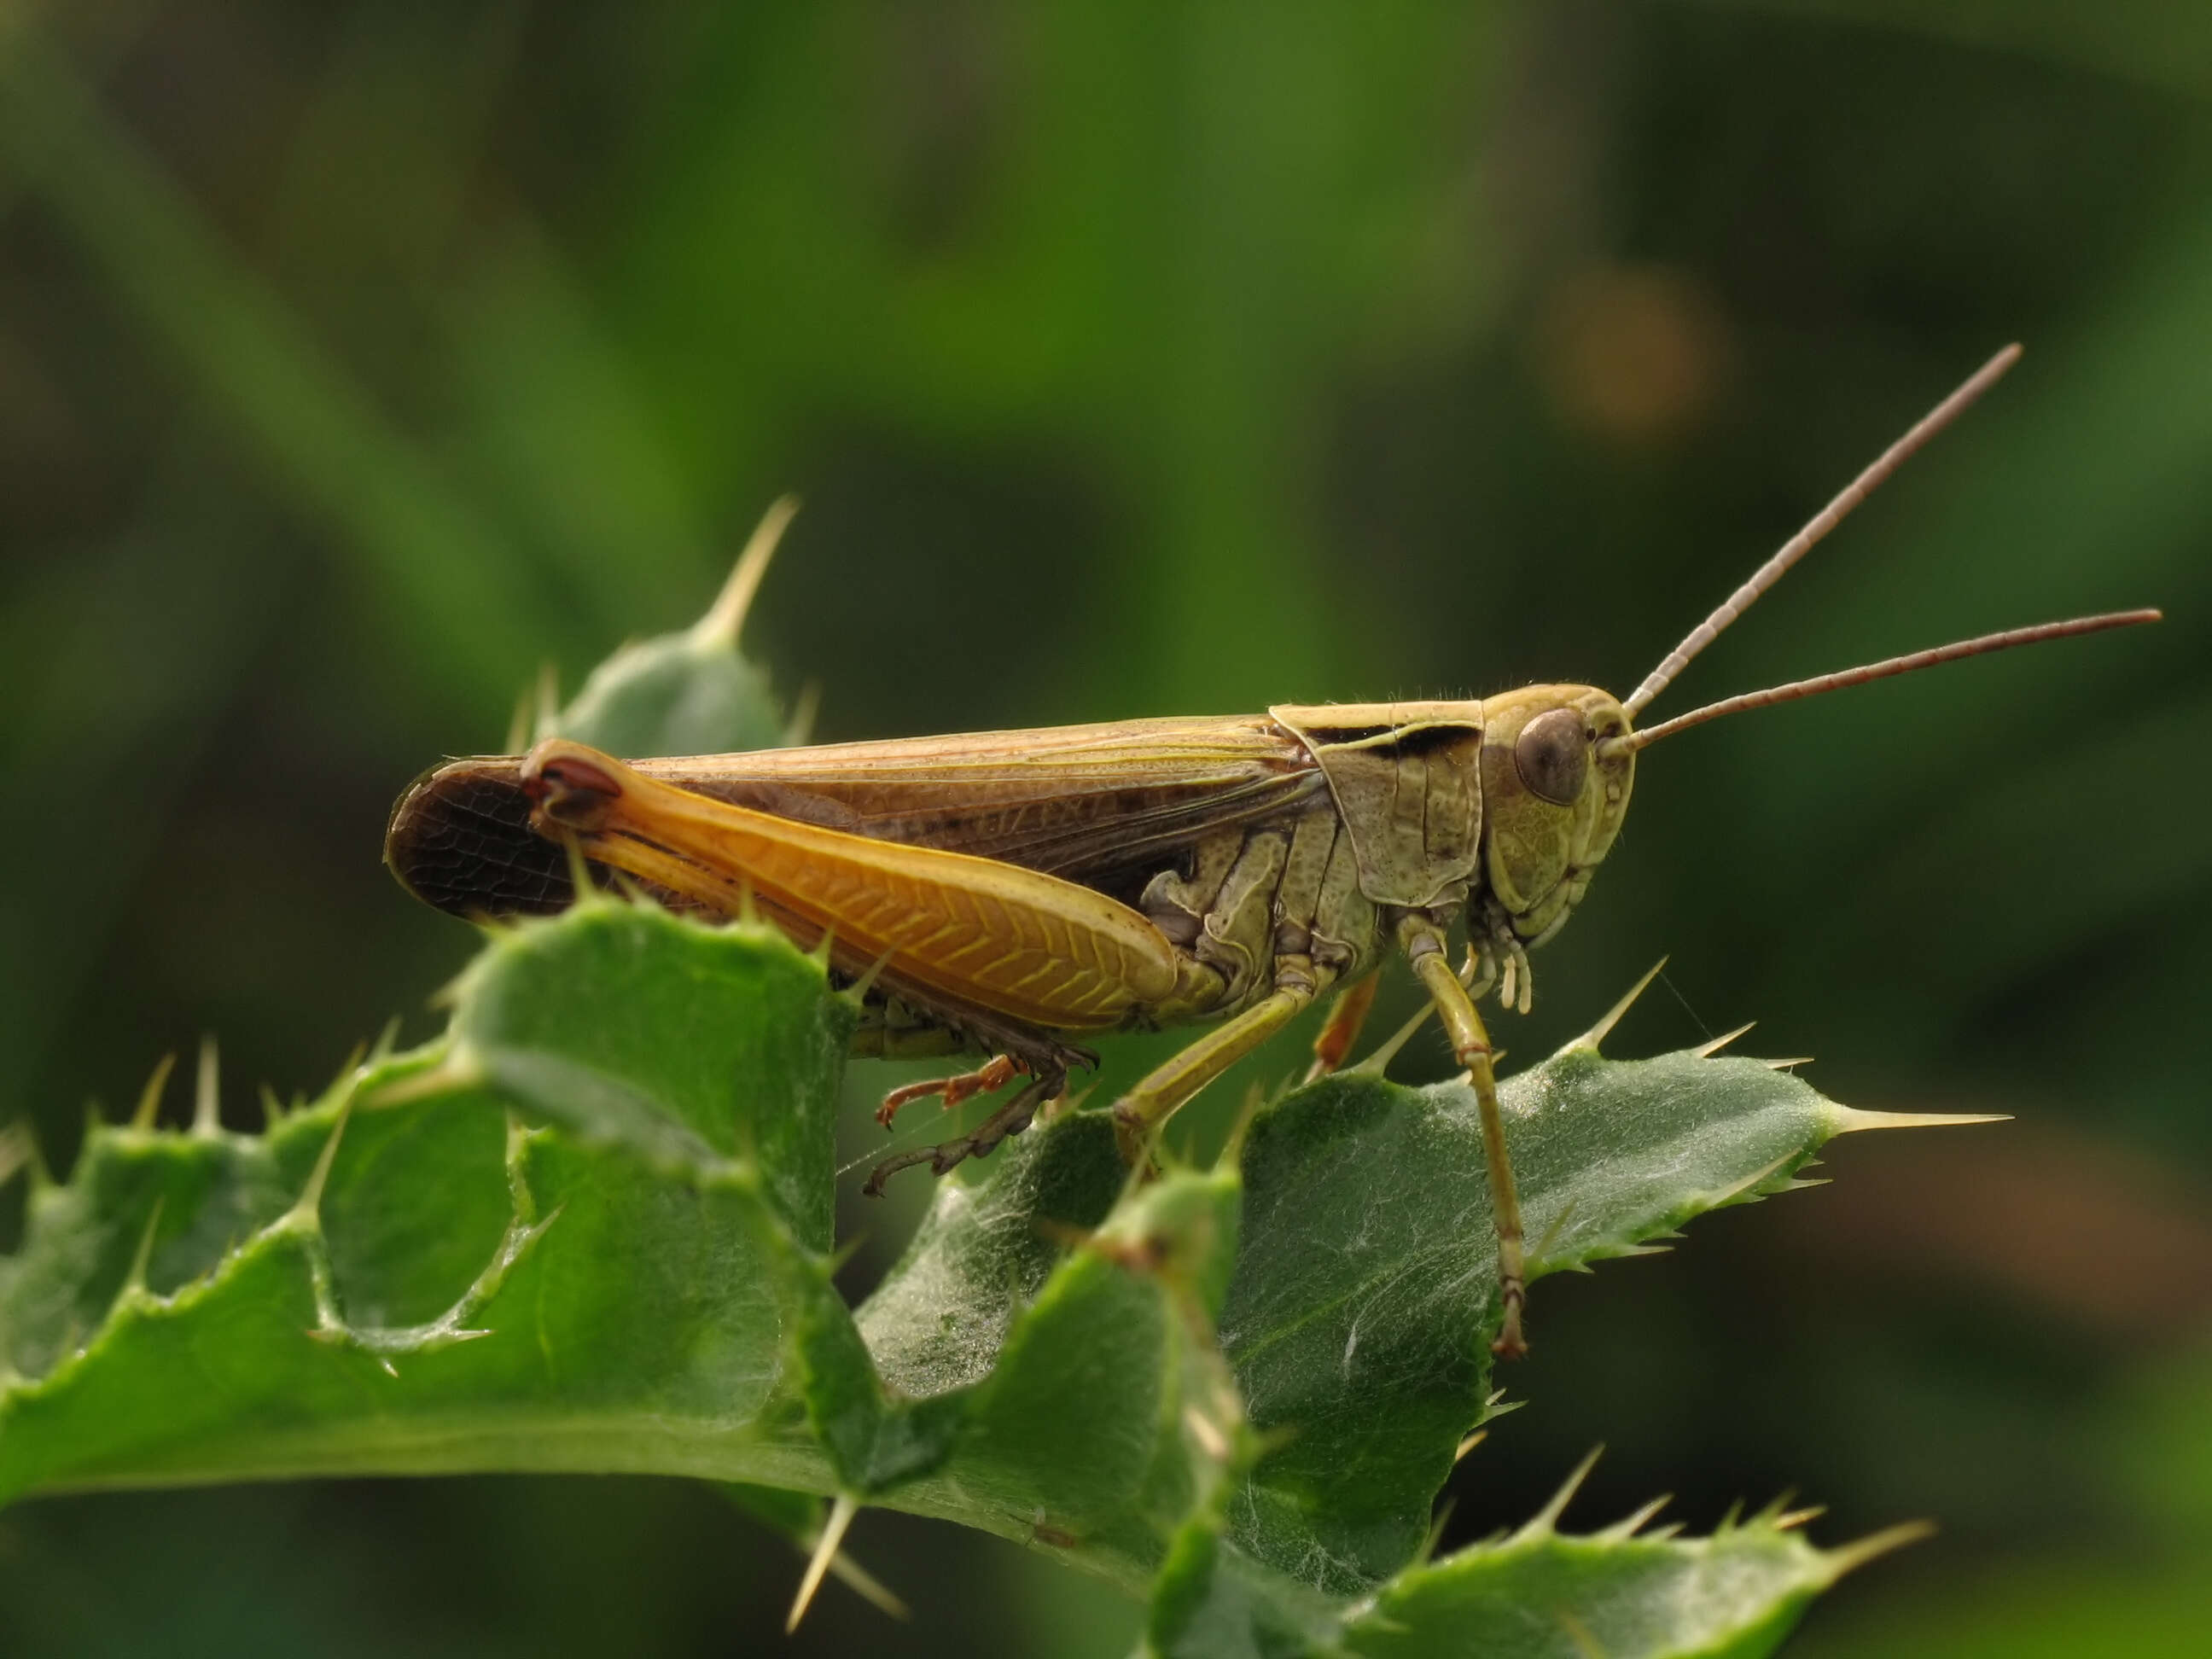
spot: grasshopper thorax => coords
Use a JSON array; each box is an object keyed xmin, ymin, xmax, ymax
[{"xmin": 1472, "ymin": 685, "xmax": 1634, "ymax": 949}]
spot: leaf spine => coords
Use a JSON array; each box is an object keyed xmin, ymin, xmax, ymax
[
  {"xmin": 1693, "ymin": 1021, "xmax": 1757, "ymax": 1058},
  {"xmin": 696, "ymin": 495, "xmax": 800, "ymax": 651},
  {"xmin": 1598, "ymin": 1494, "xmax": 1673, "ymax": 1541},
  {"xmin": 1555, "ymin": 958, "xmax": 1668, "ymax": 1057},
  {"xmin": 119, "ymin": 1196, "xmax": 166, "ymax": 1304},
  {"xmin": 1516, "ymin": 1446, "xmax": 1604, "ymax": 1540},
  {"xmin": 1825, "ymin": 1104, "xmax": 2009, "ymax": 1134},
  {"xmin": 131, "ymin": 1052, "xmax": 178, "ymax": 1131},
  {"xmin": 1823, "ymin": 1520, "xmax": 1936, "ymax": 1580},
  {"xmin": 192, "ymin": 1036, "xmax": 223, "ymax": 1136},
  {"xmin": 288, "ymin": 1084, "xmax": 362, "ymax": 1226},
  {"xmin": 785, "ymin": 1491, "xmax": 859, "ymax": 1633}
]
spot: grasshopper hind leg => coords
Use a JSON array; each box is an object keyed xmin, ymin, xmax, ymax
[
  {"xmin": 862, "ymin": 1067, "xmax": 1065, "ymax": 1196},
  {"xmin": 855, "ymin": 1004, "xmax": 1092, "ymax": 1196},
  {"xmin": 876, "ymin": 1054, "xmax": 1025, "ymax": 1128}
]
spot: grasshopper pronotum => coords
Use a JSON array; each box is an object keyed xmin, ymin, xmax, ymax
[{"xmin": 387, "ymin": 345, "xmax": 2157, "ymax": 1356}]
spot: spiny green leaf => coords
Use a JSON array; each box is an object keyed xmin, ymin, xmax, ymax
[
  {"xmin": 0, "ymin": 1123, "xmax": 294, "ymax": 1382},
  {"xmin": 445, "ymin": 898, "xmax": 852, "ymax": 1246},
  {"xmin": 0, "ymin": 895, "xmax": 1938, "ymax": 1650},
  {"xmin": 0, "ymin": 908, "xmax": 842, "ymax": 1505},
  {"xmin": 1148, "ymin": 1493, "xmax": 1895, "ymax": 1659},
  {"xmin": 855, "ymin": 1111, "xmax": 1127, "ymax": 1398},
  {"xmin": 1147, "ymin": 1503, "xmax": 1346, "ymax": 1659},
  {"xmin": 932, "ymin": 1167, "xmax": 1245, "ymax": 1585},
  {"xmin": 553, "ymin": 624, "xmax": 786, "ymax": 759},
  {"xmin": 0, "ymin": 905, "xmax": 1231, "ymax": 1600},
  {"xmin": 1340, "ymin": 1521, "xmax": 1840, "ymax": 1659},
  {"xmin": 548, "ymin": 499, "xmax": 795, "ymax": 760},
  {"xmin": 781, "ymin": 1231, "xmax": 970, "ymax": 1494},
  {"xmin": 777, "ymin": 1101, "xmax": 1126, "ymax": 1504},
  {"xmin": 1221, "ymin": 1047, "xmax": 1837, "ymax": 1595}
]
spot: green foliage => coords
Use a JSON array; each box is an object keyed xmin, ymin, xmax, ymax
[
  {"xmin": 1222, "ymin": 1044, "xmax": 1837, "ymax": 1593},
  {"xmin": 1150, "ymin": 1487, "xmax": 1887, "ymax": 1659},
  {"xmin": 0, "ymin": 887, "xmax": 1917, "ymax": 1652},
  {"xmin": 550, "ymin": 529, "xmax": 792, "ymax": 760}
]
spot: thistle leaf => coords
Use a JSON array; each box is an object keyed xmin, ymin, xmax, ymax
[{"xmin": 0, "ymin": 901, "xmax": 1953, "ymax": 1652}]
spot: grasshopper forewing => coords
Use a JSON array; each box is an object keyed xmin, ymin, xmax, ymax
[{"xmin": 387, "ymin": 345, "xmax": 2158, "ymax": 1357}]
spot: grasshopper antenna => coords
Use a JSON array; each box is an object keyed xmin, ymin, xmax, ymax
[
  {"xmin": 1623, "ymin": 344, "xmax": 2023, "ymax": 718},
  {"xmin": 1621, "ymin": 609, "xmax": 2161, "ymax": 752}
]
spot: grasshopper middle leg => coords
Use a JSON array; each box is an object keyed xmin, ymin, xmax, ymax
[{"xmin": 1109, "ymin": 982, "xmax": 1316, "ymax": 1165}]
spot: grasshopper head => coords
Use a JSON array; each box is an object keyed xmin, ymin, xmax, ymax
[{"xmin": 1475, "ymin": 685, "xmax": 1635, "ymax": 948}]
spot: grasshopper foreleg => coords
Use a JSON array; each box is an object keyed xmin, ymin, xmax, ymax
[
  {"xmin": 876, "ymin": 1054, "xmax": 1026, "ymax": 1128},
  {"xmin": 1397, "ymin": 912, "xmax": 1530, "ymax": 1360}
]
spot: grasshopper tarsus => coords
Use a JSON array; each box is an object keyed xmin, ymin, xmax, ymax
[
  {"xmin": 1491, "ymin": 1289, "xmax": 1528, "ymax": 1361},
  {"xmin": 864, "ymin": 1071, "xmax": 1062, "ymax": 1196},
  {"xmin": 876, "ymin": 1054, "xmax": 1025, "ymax": 1129}
]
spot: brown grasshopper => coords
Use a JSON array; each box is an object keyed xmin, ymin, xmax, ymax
[{"xmin": 385, "ymin": 345, "xmax": 2157, "ymax": 1357}]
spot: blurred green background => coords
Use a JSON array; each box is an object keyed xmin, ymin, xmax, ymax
[{"xmin": 2, "ymin": 1, "xmax": 2208, "ymax": 1653}]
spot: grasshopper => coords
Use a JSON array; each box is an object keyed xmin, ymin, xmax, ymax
[{"xmin": 385, "ymin": 345, "xmax": 2156, "ymax": 1356}]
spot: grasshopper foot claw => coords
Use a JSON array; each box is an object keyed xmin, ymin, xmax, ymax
[
  {"xmin": 876, "ymin": 1054, "xmax": 1024, "ymax": 1129},
  {"xmin": 862, "ymin": 1073, "xmax": 1061, "ymax": 1196},
  {"xmin": 1490, "ymin": 1284, "xmax": 1529, "ymax": 1359}
]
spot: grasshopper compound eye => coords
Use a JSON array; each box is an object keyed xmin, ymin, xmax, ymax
[{"xmin": 1512, "ymin": 707, "xmax": 1589, "ymax": 806}]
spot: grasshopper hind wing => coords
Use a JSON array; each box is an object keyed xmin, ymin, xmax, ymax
[{"xmin": 385, "ymin": 757, "xmax": 587, "ymax": 918}]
